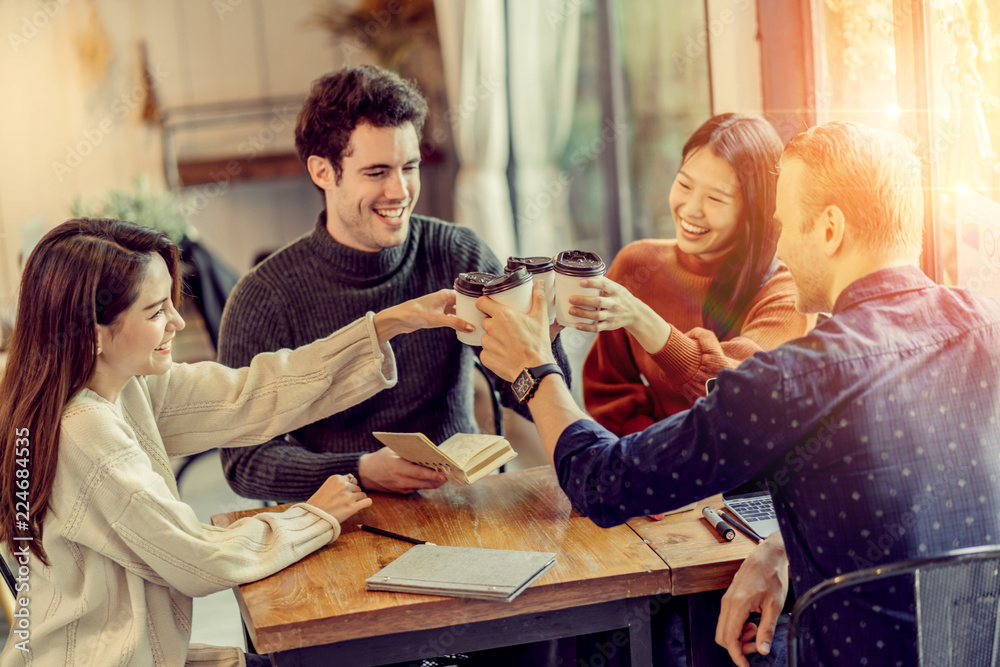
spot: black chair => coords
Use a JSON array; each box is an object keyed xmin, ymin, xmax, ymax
[
  {"xmin": 0, "ymin": 550, "xmax": 14, "ymax": 597},
  {"xmin": 0, "ymin": 547, "xmax": 17, "ymax": 625},
  {"xmin": 473, "ymin": 359, "xmax": 504, "ymax": 438},
  {"xmin": 789, "ymin": 544, "xmax": 1000, "ymax": 666}
]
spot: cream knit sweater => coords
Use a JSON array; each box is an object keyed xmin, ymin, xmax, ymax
[{"xmin": 1, "ymin": 315, "xmax": 396, "ymax": 666}]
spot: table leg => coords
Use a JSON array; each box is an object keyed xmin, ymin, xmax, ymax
[
  {"xmin": 686, "ymin": 589, "xmax": 734, "ymax": 667},
  {"xmin": 625, "ymin": 596, "xmax": 654, "ymax": 666}
]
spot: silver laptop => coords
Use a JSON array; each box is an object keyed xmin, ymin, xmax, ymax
[{"xmin": 722, "ymin": 489, "xmax": 780, "ymax": 538}]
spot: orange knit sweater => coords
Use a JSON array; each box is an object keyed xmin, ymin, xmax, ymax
[{"xmin": 583, "ymin": 239, "xmax": 814, "ymax": 436}]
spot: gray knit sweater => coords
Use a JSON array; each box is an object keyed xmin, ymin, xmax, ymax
[{"xmin": 218, "ymin": 213, "xmax": 568, "ymax": 501}]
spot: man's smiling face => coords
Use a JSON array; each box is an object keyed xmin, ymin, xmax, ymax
[{"xmin": 324, "ymin": 121, "xmax": 421, "ymax": 252}]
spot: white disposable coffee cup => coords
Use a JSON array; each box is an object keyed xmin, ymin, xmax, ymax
[
  {"xmin": 454, "ymin": 272, "xmax": 498, "ymax": 345},
  {"xmin": 505, "ymin": 256, "xmax": 556, "ymax": 324},
  {"xmin": 553, "ymin": 250, "xmax": 607, "ymax": 327},
  {"xmin": 483, "ymin": 268, "xmax": 533, "ymax": 315}
]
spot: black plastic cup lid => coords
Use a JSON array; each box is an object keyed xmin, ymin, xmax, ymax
[
  {"xmin": 482, "ymin": 267, "xmax": 532, "ymax": 295},
  {"xmin": 454, "ymin": 272, "xmax": 499, "ymax": 297},
  {"xmin": 505, "ymin": 256, "xmax": 555, "ymax": 274},
  {"xmin": 554, "ymin": 250, "xmax": 606, "ymax": 277}
]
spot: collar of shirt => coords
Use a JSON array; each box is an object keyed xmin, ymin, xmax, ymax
[{"xmin": 832, "ymin": 265, "xmax": 934, "ymax": 315}]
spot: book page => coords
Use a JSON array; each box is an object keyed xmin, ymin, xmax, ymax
[
  {"xmin": 437, "ymin": 433, "xmax": 507, "ymax": 468},
  {"xmin": 464, "ymin": 447, "xmax": 518, "ymax": 484}
]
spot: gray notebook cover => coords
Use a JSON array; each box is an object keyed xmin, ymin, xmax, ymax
[{"xmin": 365, "ymin": 544, "xmax": 556, "ymax": 602}]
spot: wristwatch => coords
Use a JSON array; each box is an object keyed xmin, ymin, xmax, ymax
[{"xmin": 511, "ymin": 363, "xmax": 564, "ymax": 404}]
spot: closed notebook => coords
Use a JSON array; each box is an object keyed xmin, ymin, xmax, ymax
[{"xmin": 365, "ymin": 544, "xmax": 556, "ymax": 602}]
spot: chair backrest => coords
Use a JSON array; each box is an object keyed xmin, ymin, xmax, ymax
[
  {"xmin": 473, "ymin": 359, "xmax": 504, "ymax": 438},
  {"xmin": 789, "ymin": 545, "xmax": 1000, "ymax": 667},
  {"xmin": 0, "ymin": 548, "xmax": 14, "ymax": 597}
]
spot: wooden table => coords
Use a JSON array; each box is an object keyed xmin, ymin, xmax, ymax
[
  {"xmin": 212, "ymin": 466, "xmax": 672, "ymax": 666},
  {"xmin": 628, "ymin": 495, "xmax": 759, "ymax": 666}
]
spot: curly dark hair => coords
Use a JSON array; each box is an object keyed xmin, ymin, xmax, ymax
[{"xmin": 294, "ymin": 65, "xmax": 429, "ymax": 184}]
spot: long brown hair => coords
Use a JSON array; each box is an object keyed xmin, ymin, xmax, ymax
[
  {"xmin": 680, "ymin": 114, "xmax": 783, "ymax": 339},
  {"xmin": 0, "ymin": 219, "xmax": 180, "ymax": 565}
]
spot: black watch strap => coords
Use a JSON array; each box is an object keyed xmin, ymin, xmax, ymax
[
  {"xmin": 520, "ymin": 363, "xmax": 564, "ymax": 403},
  {"xmin": 529, "ymin": 363, "xmax": 563, "ymax": 383}
]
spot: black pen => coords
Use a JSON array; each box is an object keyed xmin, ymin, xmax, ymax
[
  {"xmin": 702, "ymin": 507, "xmax": 735, "ymax": 541},
  {"xmin": 719, "ymin": 510, "xmax": 763, "ymax": 544},
  {"xmin": 359, "ymin": 524, "xmax": 435, "ymax": 546}
]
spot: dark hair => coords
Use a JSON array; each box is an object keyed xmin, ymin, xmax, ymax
[
  {"xmin": 681, "ymin": 114, "xmax": 783, "ymax": 339},
  {"xmin": 294, "ymin": 65, "xmax": 429, "ymax": 186},
  {"xmin": 0, "ymin": 218, "xmax": 181, "ymax": 565}
]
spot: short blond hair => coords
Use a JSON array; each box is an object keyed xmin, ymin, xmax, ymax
[{"xmin": 782, "ymin": 121, "xmax": 924, "ymax": 258}]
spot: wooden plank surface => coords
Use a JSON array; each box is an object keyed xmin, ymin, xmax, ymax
[
  {"xmin": 212, "ymin": 466, "xmax": 670, "ymax": 654},
  {"xmin": 627, "ymin": 495, "xmax": 757, "ymax": 596}
]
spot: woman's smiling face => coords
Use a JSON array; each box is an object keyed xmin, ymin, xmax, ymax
[
  {"xmin": 669, "ymin": 146, "xmax": 745, "ymax": 261},
  {"xmin": 90, "ymin": 253, "xmax": 185, "ymax": 400}
]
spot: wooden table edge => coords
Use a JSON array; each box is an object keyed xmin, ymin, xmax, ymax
[{"xmin": 243, "ymin": 569, "xmax": 672, "ymax": 654}]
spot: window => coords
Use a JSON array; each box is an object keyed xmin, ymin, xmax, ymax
[
  {"xmin": 561, "ymin": 0, "xmax": 712, "ymax": 260},
  {"xmin": 814, "ymin": 0, "xmax": 1000, "ymax": 289},
  {"xmin": 927, "ymin": 1, "xmax": 1000, "ymax": 293}
]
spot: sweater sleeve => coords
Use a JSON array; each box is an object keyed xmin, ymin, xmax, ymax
[
  {"xmin": 58, "ymin": 408, "xmax": 339, "ymax": 598},
  {"xmin": 646, "ymin": 267, "xmax": 812, "ymax": 405},
  {"xmin": 581, "ymin": 248, "xmax": 663, "ymax": 436},
  {"xmin": 582, "ymin": 326, "xmax": 659, "ymax": 436},
  {"xmin": 214, "ymin": 272, "xmax": 374, "ymax": 501},
  {"xmin": 146, "ymin": 314, "xmax": 396, "ymax": 456}
]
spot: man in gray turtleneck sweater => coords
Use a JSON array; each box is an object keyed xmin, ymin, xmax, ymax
[{"xmin": 218, "ymin": 65, "xmax": 568, "ymax": 502}]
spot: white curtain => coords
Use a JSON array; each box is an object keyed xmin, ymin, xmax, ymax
[
  {"xmin": 434, "ymin": 0, "xmax": 517, "ymax": 261},
  {"xmin": 507, "ymin": 0, "xmax": 580, "ymax": 256}
]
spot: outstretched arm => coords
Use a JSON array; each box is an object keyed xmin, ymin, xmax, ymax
[
  {"xmin": 573, "ymin": 271, "xmax": 812, "ymax": 406},
  {"xmin": 208, "ymin": 288, "xmax": 471, "ymax": 501}
]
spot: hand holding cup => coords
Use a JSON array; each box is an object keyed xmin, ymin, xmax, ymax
[{"xmin": 553, "ymin": 250, "xmax": 606, "ymax": 327}]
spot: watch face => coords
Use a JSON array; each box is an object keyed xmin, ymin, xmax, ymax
[{"xmin": 512, "ymin": 369, "xmax": 535, "ymax": 402}]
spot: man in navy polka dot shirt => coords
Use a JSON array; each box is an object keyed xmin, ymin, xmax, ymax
[{"xmin": 477, "ymin": 121, "xmax": 1000, "ymax": 666}]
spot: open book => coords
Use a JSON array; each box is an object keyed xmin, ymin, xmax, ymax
[{"xmin": 372, "ymin": 432, "xmax": 517, "ymax": 484}]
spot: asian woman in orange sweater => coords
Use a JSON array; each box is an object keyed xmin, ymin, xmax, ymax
[{"xmin": 573, "ymin": 114, "xmax": 814, "ymax": 436}]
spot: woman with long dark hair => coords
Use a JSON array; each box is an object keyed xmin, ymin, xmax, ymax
[
  {"xmin": 0, "ymin": 218, "xmax": 469, "ymax": 666},
  {"xmin": 577, "ymin": 114, "xmax": 813, "ymax": 435}
]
